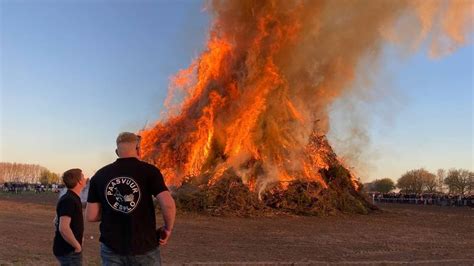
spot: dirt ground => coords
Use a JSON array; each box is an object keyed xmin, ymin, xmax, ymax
[{"xmin": 0, "ymin": 192, "xmax": 473, "ymax": 265}]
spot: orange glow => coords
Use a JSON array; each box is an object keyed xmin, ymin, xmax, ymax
[
  {"xmin": 140, "ymin": 0, "xmax": 470, "ymax": 192},
  {"xmin": 139, "ymin": 1, "xmax": 361, "ymax": 190}
]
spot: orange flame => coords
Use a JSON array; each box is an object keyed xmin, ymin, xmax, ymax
[{"xmin": 141, "ymin": 0, "xmax": 472, "ymax": 192}]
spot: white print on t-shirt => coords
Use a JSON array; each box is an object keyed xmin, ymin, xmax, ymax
[{"xmin": 105, "ymin": 177, "xmax": 141, "ymax": 214}]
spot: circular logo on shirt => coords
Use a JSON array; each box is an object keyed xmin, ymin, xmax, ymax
[{"xmin": 105, "ymin": 177, "xmax": 141, "ymax": 213}]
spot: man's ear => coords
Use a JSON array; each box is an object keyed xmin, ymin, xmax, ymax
[
  {"xmin": 135, "ymin": 144, "xmax": 141, "ymax": 157},
  {"xmin": 115, "ymin": 149, "xmax": 119, "ymax": 157}
]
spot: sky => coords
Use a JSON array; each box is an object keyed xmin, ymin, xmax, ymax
[{"xmin": 1, "ymin": 1, "xmax": 472, "ymax": 182}]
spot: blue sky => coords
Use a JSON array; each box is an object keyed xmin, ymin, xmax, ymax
[
  {"xmin": 1, "ymin": 1, "xmax": 472, "ymax": 181},
  {"xmin": 365, "ymin": 44, "xmax": 473, "ymax": 180}
]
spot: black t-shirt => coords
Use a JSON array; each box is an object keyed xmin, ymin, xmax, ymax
[
  {"xmin": 53, "ymin": 190, "xmax": 84, "ymax": 256},
  {"xmin": 87, "ymin": 157, "xmax": 168, "ymax": 255}
]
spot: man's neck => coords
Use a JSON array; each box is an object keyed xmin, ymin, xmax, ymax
[
  {"xmin": 69, "ymin": 187, "xmax": 82, "ymax": 197},
  {"xmin": 119, "ymin": 155, "xmax": 139, "ymax": 159}
]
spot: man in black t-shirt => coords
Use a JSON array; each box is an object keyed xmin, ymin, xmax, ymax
[
  {"xmin": 53, "ymin": 168, "xmax": 87, "ymax": 266},
  {"xmin": 86, "ymin": 132, "xmax": 176, "ymax": 265}
]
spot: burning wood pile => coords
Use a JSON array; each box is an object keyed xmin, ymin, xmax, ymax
[
  {"xmin": 170, "ymin": 132, "xmax": 375, "ymax": 216},
  {"xmin": 139, "ymin": 0, "xmax": 471, "ymax": 216}
]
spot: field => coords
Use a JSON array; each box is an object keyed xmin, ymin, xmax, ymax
[{"xmin": 0, "ymin": 192, "xmax": 473, "ymax": 265}]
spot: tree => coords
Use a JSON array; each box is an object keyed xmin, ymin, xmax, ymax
[
  {"xmin": 436, "ymin": 169, "xmax": 446, "ymax": 193},
  {"xmin": 423, "ymin": 173, "xmax": 438, "ymax": 193},
  {"xmin": 39, "ymin": 170, "xmax": 50, "ymax": 185},
  {"xmin": 468, "ymin": 171, "xmax": 474, "ymax": 194},
  {"xmin": 0, "ymin": 162, "xmax": 46, "ymax": 183},
  {"xmin": 39, "ymin": 169, "xmax": 60, "ymax": 185},
  {"xmin": 49, "ymin": 172, "xmax": 60, "ymax": 184},
  {"xmin": 397, "ymin": 168, "xmax": 437, "ymax": 193},
  {"xmin": 444, "ymin": 168, "xmax": 472, "ymax": 195},
  {"xmin": 371, "ymin": 178, "xmax": 395, "ymax": 193}
]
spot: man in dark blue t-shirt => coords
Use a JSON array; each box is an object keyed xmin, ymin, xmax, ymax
[
  {"xmin": 86, "ymin": 132, "xmax": 176, "ymax": 265},
  {"xmin": 53, "ymin": 168, "xmax": 86, "ymax": 266}
]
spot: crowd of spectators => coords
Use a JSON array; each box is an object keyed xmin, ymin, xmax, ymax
[
  {"xmin": 2, "ymin": 182, "xmax": 473, "ymax": 208},
  {"xmin": 1, "ymin": 182, "xmax": 64, "ymax": 193},
  {"xmin": 370, "ymin": 192, "xmax": 474, "ymax": 207}
]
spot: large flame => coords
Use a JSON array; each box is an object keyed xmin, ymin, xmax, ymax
[{"xmin": 141, "ymin": 0, "xmax": 472, "ymax": 192}]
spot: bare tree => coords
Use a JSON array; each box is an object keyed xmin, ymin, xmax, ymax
[
  {"xmin": 397, "ymin": 168, "xmax": 437, "ymax": 193},
  {"xmin": 436, "ymin": 169, "xmax": 446, "ymax": 193},
  {"xmin": 468, "ymin": 171, "xmax": 474, "ymax": 194},
  {"xmin": 423, "ymin": 173, "xmax": 438, "ymax": 193},
  {"xmin": 0, "ymin": 162, "xmax": 48, "ymax": 183},
  {"xmin": 444, "ymin": 168, "xmax": 472, "ymax": 195},
  {"xmin": 367, "ymin": 178, "xmax": 395, "ymax": 193}
]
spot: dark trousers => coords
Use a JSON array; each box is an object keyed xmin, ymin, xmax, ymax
[
  {"xmin": 100, "ymin": 243, "xmax": 161, "ymax": 266},
  {"xmin": 56, "ymin": 252, "xmax": 82, "ymax": 266}
]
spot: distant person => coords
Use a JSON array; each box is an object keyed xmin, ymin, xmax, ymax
[
  {"xmin": 86, "ymin": 132, "xmax": 176, "ymax": 266},
  {"xmin": 53, "ymin": 168, "xmax": 86, "ymax": 266}
]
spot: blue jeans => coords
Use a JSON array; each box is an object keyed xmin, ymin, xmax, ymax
[
  {"xmin": 100, "ymin": 243, "xmax": 161, "ymax": 266},
  {"xmin": 56, "ymin": 252, "xmax": 82, "ymax": 266}
]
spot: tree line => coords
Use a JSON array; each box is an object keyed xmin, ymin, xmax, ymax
[
  {"xmin": 0, "ymin": 162, "xmax": 60, "ymax": 184},
  {"xmin": 367, "ymin": 168, "xmax": 474, "ymax": 195}
]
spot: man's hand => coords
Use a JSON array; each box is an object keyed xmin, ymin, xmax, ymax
[
  {"xmin": 59, "ymin": 216, "xmax": 82, "ymax": 254},
  {"xmin": 74, "ymin": 246, "xmax": 82, "ymax": 254},
  {"xmin": 155, "ymin": 191, "xmax": 176, "ymax": 246},
  {"xmin": 156, "ymin": 226, "xmax": 172, "ymax": 246}
]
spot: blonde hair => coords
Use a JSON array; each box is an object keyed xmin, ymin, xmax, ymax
[{"xmin": 116, "ymin": 132, "xmax": 141, "ymax": 145}]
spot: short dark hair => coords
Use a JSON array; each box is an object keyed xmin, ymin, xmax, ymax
[{"xmin": 62, "ymin": 168, "xmax": 82, "ymax": 189}]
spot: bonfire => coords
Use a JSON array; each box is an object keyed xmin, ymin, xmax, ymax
[{"xmin": 139, "ymin": 0, "xmax": 471, "ymax": 215}]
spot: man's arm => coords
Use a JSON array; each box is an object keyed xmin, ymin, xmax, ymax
[
  {"xmin": 58, "ymin": 216, "xmax": 82, "ymax": 253},
  {"xmin": 155, "ymin": 191, "xmax": 176, "ymax": 245},
  {"xmin": 85, "ymin": 202, "xmax": 102, "ymax": 222}
]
